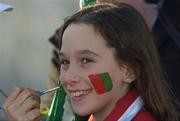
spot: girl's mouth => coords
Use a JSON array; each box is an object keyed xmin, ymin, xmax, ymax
[
  {"xmin": 69, "ymin": 89, "xmax": 91, "ymax": 101},
  {"xmin": 71, "ymin": 90, "xmax": 90, "ymax": 97}
]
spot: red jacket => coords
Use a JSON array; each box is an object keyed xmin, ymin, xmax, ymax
[{"xmin": 88, "ymin": 90, "xmax": 157, "ymax": 121}]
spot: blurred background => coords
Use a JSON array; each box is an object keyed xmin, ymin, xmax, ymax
[{"xmin": 0, "ymin": 0, "xmax": 79, "ymax": 120}]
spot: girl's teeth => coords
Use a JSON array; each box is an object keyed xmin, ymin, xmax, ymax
[{"xmin": 72, "ymin": 90, "xmax": 88, "ymax": 97}]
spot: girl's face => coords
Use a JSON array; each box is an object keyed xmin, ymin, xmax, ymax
[{"xmin": 60, "ymin": 23, "xmax": 134, "ymax": 119}]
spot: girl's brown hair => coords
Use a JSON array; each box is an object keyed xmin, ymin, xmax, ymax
[{"xmin": 57, "ymin": 3, "xmax": 180, "ymax": 121}]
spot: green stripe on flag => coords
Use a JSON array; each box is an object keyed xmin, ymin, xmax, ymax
[
  {"xmin": 46, "ymin": 87, "xmax": 66, "ymax": 121},
  {"xmin": 45, "ymin": 86, "xmax": 89, "ymax": 121},
  {"xmin": 100, "ymin": 72, "xmax": 113, "ymax": 92}
]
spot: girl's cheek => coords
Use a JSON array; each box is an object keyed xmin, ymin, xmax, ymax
[
  {"xmin": 88, "ymin": 72, "xmax": 113, "ymax": 95},
  {"xmin": 59, "ymin": 74, "xmax": 65, "ymax": 85}
]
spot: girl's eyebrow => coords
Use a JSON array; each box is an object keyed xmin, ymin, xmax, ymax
[
  {"xmin": 59, "ymin": 49, "xmax": 100, "ymax": 57},
  {"xmin": 59, "ymin": 52, "xmax": 65, "ymax": 57},
  {"xmin": 76, "ymin": 50, "xmax": 99, "ymax": 56}
]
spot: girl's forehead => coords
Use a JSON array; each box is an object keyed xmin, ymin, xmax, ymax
[
  {"xmin": 61, "ymin": 23, "xmax": 115, "ymax": 57},
  {"xmin": 63, "ymin": 23, "xmax": 97, "ymax": 38},
  {"xmin": 62, "ymin": 23, "xmax": 107, "ymax": 48}
]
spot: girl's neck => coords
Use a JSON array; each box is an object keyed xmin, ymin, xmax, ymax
[{"xmin": 93, "ymin": 87, "xmax": 130, "ymax": 121}]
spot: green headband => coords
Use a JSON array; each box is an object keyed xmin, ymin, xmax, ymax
[{"xmin": 79, "ymin": 0, "xmax": 96, "ymax": 8}]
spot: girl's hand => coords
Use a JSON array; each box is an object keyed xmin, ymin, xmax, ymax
[{"xmin": 3, "ymin": 87, "xmax": 41, "ymax": 121}]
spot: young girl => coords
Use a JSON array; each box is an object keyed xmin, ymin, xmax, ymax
[
  {"xmin": 58, "ymin": 2, "xmax": 179, "ymax": 121},
  {"xmin": 3, "ymin": 2, "xmax": 179, "ymax": 121}
]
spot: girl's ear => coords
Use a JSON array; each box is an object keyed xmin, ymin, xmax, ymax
[{"xmin": 122, "ymin": 63, "xmax": 139, "ymax": 84}]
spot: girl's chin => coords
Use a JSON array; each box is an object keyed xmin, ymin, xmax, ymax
[{"xmin": 72, "ymin": 106, "xmax": 91, "ymax": 116}]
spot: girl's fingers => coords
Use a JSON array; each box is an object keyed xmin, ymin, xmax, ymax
[
  {"xmin": 10, "ymin": 109, "xmax": 41, "ymax": 121},
  {"xmin": 3, "ymin": 87, "xmax": 23, "ymax": 113},
  {"xmin": 25, "ymin": 109, "xmax": 41, "ymax": 121},
  {"xmin": 11, "ymin": 88, "xmax": 40, "ymax": 111},
  {"xmin": 18, "ymin": 95, "xmax": 40, "ymax": 113},
  {"xmin": 3, "ymin": 87, "xmax": 41, "ymax": 121}
]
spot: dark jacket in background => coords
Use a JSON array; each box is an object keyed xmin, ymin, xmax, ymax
[{"xmin": 153, "ymin": 0, "xmax": 180, "ymax": 101}]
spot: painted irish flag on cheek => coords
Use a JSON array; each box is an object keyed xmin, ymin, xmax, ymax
[{"xmin": 88, "ymin": 72, "xmax": 113, "ymax": 94}]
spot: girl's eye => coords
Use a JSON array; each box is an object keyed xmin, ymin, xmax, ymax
[
  {"xmin": 81, "ymin": 58, "xmax": 93, "ymax": 64},
  {"xmin": 60, "ymin": 59, "xmax": 69, "ymax": 65}
]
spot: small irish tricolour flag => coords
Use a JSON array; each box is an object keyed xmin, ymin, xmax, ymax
[{"xmin": 88, "ymin": 72, "xmax": 113, "ymax": 94}]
